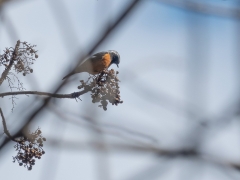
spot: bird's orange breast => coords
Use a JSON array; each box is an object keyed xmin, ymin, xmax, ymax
[
  {"xmin": 91, "ymin": 53, "xmax": 111, "ymax": 73},
  {"xmin": 102, "ymin": 53, "xmax": 112, "ymax": 68}
]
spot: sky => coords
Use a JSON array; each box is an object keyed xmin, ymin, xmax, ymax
[{"xmin": 0, "ymin": 0, "xmax": 240, "ymax": 180}]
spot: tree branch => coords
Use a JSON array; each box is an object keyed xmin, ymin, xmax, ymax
[
  {"xmin": 0, "ymin": 40, "xmax": 20, "ymax": 85},
  {"xmin": 0, "ymin": 89, "xmax": 90, "ymax": 99},
  {"xmin": 0, "ymin": 108, "xmax": 17, "ymax": 142}
]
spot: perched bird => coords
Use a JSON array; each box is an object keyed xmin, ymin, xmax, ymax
[{"xmin": 62, "ymin": 50, "xmax": 120, "ymax": 80}]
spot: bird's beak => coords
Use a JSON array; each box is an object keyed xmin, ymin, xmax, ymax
[{"xmin": 117, "ymin": 64, "xmax": 119, "ymax": 68}]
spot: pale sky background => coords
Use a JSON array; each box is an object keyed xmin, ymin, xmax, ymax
[{"xmin": 0, "ymin": 0, "xmax": 240, "ymax": 180}]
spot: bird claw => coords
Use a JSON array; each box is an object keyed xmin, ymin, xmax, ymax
[{"xmin": 71, "ymin": 92, "xmax": 79, "ymax": 98}]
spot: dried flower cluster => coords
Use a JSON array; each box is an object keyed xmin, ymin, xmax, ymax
[
  {"xmin": 13, "ymin": 128, "xmax": 46, "ymax": 171},
  {"xmin": 0, "ymin": 40, "xmax": 38, "ymax": 76},
  {"xmin": 77, "ymin": 69, "xmax": 123, "ymax": 110}
]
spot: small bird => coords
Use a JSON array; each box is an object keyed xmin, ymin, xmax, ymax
[{"xmin": 62, "ymin": 50, "xmax": 120, "ymax": 80}]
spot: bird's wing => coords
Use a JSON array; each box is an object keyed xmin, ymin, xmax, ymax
[
  {"xmin": 77, "ymin": 51, "xmax": 108, "ymax": 66},
  {"xmin": 62, "ymin": 52, "xmax": 110, "ymax": 79},
  {"xmin": 90, "ymin": 51, "xmax": 109, "ymax": 63},
  {"xmin": 75, "ymin": 51, "xmax": 109, "ymax": 73}
]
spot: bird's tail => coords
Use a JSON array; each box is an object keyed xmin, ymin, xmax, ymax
[{"xmin": 62, "ymin": 72, "xmax": 75, "ymax": 80}]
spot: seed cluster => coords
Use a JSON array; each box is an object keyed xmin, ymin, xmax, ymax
[
  {"xmin": 13, "ymin": 128, "xmax": 46, "ymax": 171},
  {"xmin": 78, "ymin": 69, "xmax": 123, "ymax": 110},
  {"xmin": 0, "ymin": 40, "xmax": 38, "ymax": 76}
]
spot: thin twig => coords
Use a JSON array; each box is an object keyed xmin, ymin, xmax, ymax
[{"xmin": 0, "ymin": 108, "xmax": 17, "ymax": 142}]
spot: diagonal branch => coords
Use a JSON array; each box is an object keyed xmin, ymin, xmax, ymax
[
  {"xmin": 0, "ymin": 40, "xmax": 20, "ymax": 86},
  {"xmin": 0, "ymin": 108, "xmax": 17, "ymax": 142}
]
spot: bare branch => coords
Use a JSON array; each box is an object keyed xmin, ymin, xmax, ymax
[
  {"xmin": 0, "ymin": 40, "xmax": 20, "ymax": 85},
  {"xmin": 0, "ymin": 89, "xmax": 90, "ymax": 99},
  {"xmin": 0, "ymin": 108, "xmax": 17, "ymax": 142}
]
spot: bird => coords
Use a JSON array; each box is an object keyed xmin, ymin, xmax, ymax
[{"xmin": 62, "ymin": 50, "xmax": 120, "ymax": 80}]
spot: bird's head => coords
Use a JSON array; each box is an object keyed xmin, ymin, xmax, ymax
[{"xmin": 109, "ymin": 50, "xmax": 120, "ymax": 67}]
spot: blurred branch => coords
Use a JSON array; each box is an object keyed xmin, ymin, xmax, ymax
[
  {"xmin": 49, "ymin": 103, "xmax": 158, "ymax": 144},
  {"xmin": 0, "ymin": 0, "xmax": 141, "ymax": 150},
  {"xmin": 46, "ymin": 138, "xmax": 197, "ymax": 155},
  {"xmin": 123, "ymin": 69, "xmax": 201, "ymax": 118},
  {"xmin": 73, "ymin": 114, "xmax": 158, "ymax": 144},
  {"xmin": 46, "ymin": 138, "xmax": 240, "ymax": 172},
  {"xmin": 231, "ymin": 164, "xmax": 240, "ymax": 172},
  {"xmin": 124, "ymin": 158, "xmax": 171, "ymax": 180},
  {"xmin": 0, "ymin": 0, "xmax": 10, "ymax": 6},
  {"xmin": 0, "ymin": 108, "xmax": 17, "ymax": 142},
  {"xmin": 46, "ymin": 0, "xmax": 79, "ymax": 49},
  {"xmin": 201, "ymin": 99, "xmax": 240, "ymax": 128},
  {"xmin": 157, "ymin": 0, "xmax": 240, "ymax": 19},
  {"xmin": 0, "ymin": 0, "xmax": 19, "ymax": 43}
]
